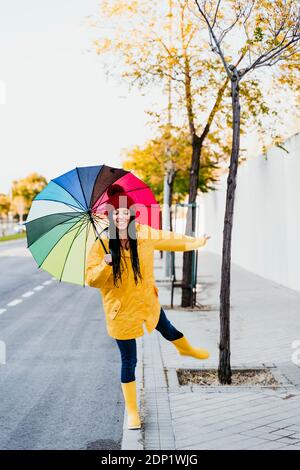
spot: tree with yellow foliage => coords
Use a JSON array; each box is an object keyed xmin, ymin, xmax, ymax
[
  {"xmin": 11, "ymin": 173, "xmax": 47, "ymax": 222},
  {"xmin": 194, "ymin": 0, "xmax": 300, "ymax": 384},
  {"xmin": 122, "ymin": 126, "xmax": 220, "ymax": 213},
  {"xmin": 92, "ymin": 0, "xmax": 298, "ymax": 308},
  {"xmin": 0, "ymin": 193, "xmax": 10, "ymax": 219}
]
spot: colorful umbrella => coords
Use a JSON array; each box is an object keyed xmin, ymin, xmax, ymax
[{"xmin": 25, "ymin": 165, "xmax": 161, "ymax": 286}]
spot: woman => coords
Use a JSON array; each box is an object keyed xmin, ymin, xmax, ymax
[{"xmin": 85, "ymin": 185, "xmax": 210, "ymax": 430}]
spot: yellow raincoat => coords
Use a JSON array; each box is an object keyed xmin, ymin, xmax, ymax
[{"xmin": 85, "ymin": 222, "xmax": 207, "ymax": 340}]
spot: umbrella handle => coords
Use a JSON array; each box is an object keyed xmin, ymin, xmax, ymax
[
  {"xmin": 90, "ymin": 216, "xmax": 113, "ymax": 266},
  {"xmin": 98, "ymin": 236, "xmax": 109, "ymax": 254},
  {"xmin": 98, "ymin": 229, "xmax": 114, "ymax": 266},
  {"xmin": 91, "ymin": 219, "xmax": 109, "ymax": 255}
]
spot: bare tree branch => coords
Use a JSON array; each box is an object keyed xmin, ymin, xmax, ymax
[
  {"xmin": 194, "ymin": 0, "xmax": 232, "ymax": 78},
  {"xmin": 193, "ymin": 0, "xmax": 300, "ymax": 81},
  {"xmin": 212, "ymin": 0, "xmax": 221, "ymax": 29},
  {"xmin": 240, "ymin": 36, "xmax": 300, "ymax": 77}
]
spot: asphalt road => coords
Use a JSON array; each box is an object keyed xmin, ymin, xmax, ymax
[{"xmin": 0, "ymin": 239, "xmax": 124, "ymax": 450}]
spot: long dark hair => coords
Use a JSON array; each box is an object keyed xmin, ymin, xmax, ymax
[{"xmin": 104, "ymin": 209, "xmax": 143, "ymax": 287}]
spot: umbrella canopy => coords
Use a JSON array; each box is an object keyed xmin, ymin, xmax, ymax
[{"xmin": 25, "ymin": 165, "xmax": 161, "ymax": 286}]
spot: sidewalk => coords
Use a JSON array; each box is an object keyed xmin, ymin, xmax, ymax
[{"xmin": 122, "ymin": 250, "xmax": 300, "ymax": 450}]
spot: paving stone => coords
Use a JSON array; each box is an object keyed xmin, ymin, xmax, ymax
[{"xmin": 128, "ymin": 251, "xmax": 300, "ymax": 450}]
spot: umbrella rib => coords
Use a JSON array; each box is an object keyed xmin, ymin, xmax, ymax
[
  {"xmin": 27, "ymin": 213, "xmax": 86, "ymax": 249},
  {"xmin": 31, "ymin": 198, "xmax": 85, "ymax": 213},
  {"xmin": 37, "ymin": 215, "xmax": 88, "ymax": 267},
  {"xmin": 90, "ymin": 165, "xmax": 105, "ymax": 209},
  {"xmin": 50, "ymin": 180, "xmax": 87, "ymax": 211},
  {"xmin": 26, "ymin": 210, "xmax": 82, "ymax": 227},
  {"xmin": 59, "ymin": 217, "xmax": 90, "ymax": 282},
  {"xmin": 76, "ymin": 167, "xmax": 89, "ymax": 209},
  {"xmin": 125, "ymin": 186, "xmax": 149, "ymax": 193},
  {"xmin": 92, "ymin": 186, "xmax": 153, "ymax": 210},
  {"xmin": 91, "ymin": 169, "xmax": 132, "ymax": 211}
]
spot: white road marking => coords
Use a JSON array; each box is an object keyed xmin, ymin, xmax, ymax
[
  {"xmin": 0, "ymin": 247, "xmax": 57, "ymax": 315},
  {"xmin": 1, "ymin": 282, "xmax": 51, "ymax": 316},
  {"xmin": 6, "ymin": 299, "xmax": 23, "ymax": 307},
  {"xmin": 22, "ymin": 291, "xmax": 34, "ymax": 298},
  {"xmin": 33, "ymin": 285, "xmax": 44, "ymax": 291}
]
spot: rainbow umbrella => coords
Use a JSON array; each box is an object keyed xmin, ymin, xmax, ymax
[{"xmin": 25, "ymin": 165, "xmax": 161, "ymax": 286}]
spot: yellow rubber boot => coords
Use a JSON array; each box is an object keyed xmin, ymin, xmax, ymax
[
  {"xmin": 121, "ymin": 380, "xmax": 141, "ymax": 430},
  {"xmin": 171, "ymin": 336, "xmax": 210, "ymax": 360}
]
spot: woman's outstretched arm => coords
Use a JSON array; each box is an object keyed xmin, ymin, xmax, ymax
[
  {"xmin": 85, "ymin": 238, "xmax": 112, "ymax": 288},
  {"xmin": 147, "ymin": 227, "xmax": 209, "ymax": 252}
]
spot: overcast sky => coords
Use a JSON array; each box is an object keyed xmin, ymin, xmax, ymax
[
  {"xmin": 1, "ymin": 1, "xmax": 299, "ymax": 196},
  {"xmin": 0, "ymin": 0, "xmax": 159, "ymax": 194}
]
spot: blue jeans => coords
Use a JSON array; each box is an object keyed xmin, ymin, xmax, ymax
[{"xmin": 116, "ymin": 307, "xmax": 183, "ymax": 383}]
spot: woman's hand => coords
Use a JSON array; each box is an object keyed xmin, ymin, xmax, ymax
[
  {"xmin": 104, "ymin": 253, "xmax": 113, "ymax": 265},
  {"xmin": 203, "ymin": 233, "xmax": 211, "ymax": 243}
]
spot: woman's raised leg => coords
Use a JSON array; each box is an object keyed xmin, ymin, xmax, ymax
[
  {"xmin": 154, "ymin": 307, "xmax": 184, "ymax": 341},
  {"xmin": 155, "ymin": 307, "xmax": 210, "ymax": 360}
]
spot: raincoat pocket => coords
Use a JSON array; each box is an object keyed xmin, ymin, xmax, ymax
[{"xmin": 108, "ymin": 298, "xmax": 122, "ymax": 320}]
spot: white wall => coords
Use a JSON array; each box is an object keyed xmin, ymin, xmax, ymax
[{"xmin": 199, "ymin": 132, "xmax": 300, "ymax": 293}]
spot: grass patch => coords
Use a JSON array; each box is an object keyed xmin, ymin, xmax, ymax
[{"xmin": 0, "ymin": 232, "xmax": 26, "ymax": 242}]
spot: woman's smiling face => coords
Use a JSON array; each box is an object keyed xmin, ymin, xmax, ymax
[{"xmin": 112, "ymin": 207, "xmax": 131, "ymax": 231}]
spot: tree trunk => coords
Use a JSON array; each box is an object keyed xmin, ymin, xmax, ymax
[
  {"xmin": 163, "ymin": 166, "xmax": 176, "ymax": 274},
  {"xmin": 181, "ymin": 133, "xmax": 202, "ymax": 307},
  {"xmin": 218, "ymin": 71, "xmax": 240, "ymax": 384},
  {"xmin": 168, "ymin": 171, "xmax": 175, "ymax": 231}
]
